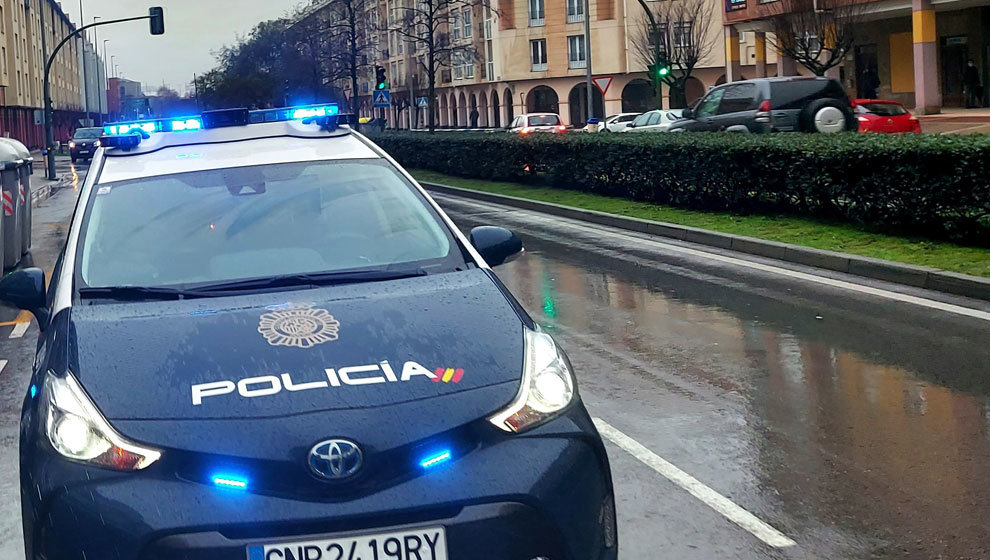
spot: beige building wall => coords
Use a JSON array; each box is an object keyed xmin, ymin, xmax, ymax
[{"xmin": 1, "ymin": 0, "xmax": 82, "ymax": 111}]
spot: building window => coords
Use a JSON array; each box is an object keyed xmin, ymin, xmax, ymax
[
  {"xmin": 462, "ymin": 9, "xmax": 472, "ymax": 38},
  {"xmin": 726, "ymin": 0, "xmax": 747, "ymax": 10},
  {"xmin": 530, "ymin": 39, "xmax": 547, "ymax": 71},
  {"xmin": 453, "ymin": 52, "xmax": 463, "ymax": 79},
  {"xmin": 452, "ymin": 12, "xmax": 461, "ymax": 40},
  {"xmin": 567, "ymin": 35, "xmax": 586, "ymax": 68},
  {"xmin": 529, "ymin": 0, "xmax": 544, "ymax": 26},
  {"xmin": 566, "ymin": 0, "xmax": 584, "ymax": 23},
  {"xmin": 673, "ymin": 22, "xmax": 693, "ymax": 48}
]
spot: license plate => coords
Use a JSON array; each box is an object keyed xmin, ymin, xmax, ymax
[{"xmin": 247, "ymin": 526, "xmax": 446, "ymax": 560}]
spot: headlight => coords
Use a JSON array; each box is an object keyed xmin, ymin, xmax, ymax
[
  {"xmin": 93, "ymin": 139, "xmax": 101, "ymax": 148},
  {"xmin": 68, "ymin": 141, "xmax": 76, "ymax": 149},
  {"xmin": 488, "ymin": 329, "xmax": 576, "ymax": 432},
  {"xmin": 43, "ymin": 372, "xmax": 161, "ymax": 470}
]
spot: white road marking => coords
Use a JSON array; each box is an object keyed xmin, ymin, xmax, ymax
[
  {"xmin": 438, "ymin": 194, "xmax": 990, "ymax": 322},
  {"xmin": 9, "ymin": 322, "xmax": 30, "ymax": 339},
  {"xmin": 0, "ymin": 360, "xmax": 6, "ymax": 374},
  {"xmin": 593, "ymin": 417, "xmax": 798, "ymax": 549}
]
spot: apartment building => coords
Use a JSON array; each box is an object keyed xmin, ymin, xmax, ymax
[
  {"xmin": 0, "ymin": 0, "xmax": 86, "ymax": 149},
  {"xmin": 302, "ymin": 0, "xmax": 774, "ymax": 127},
  {"xmin": 723, "ymin": 0, "xmax": 990, "ymax": 113}
]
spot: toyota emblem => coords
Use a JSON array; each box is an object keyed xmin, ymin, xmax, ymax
[{"xmin": 308, "ymin": 439, "xmax": 363, "ymax": 480}]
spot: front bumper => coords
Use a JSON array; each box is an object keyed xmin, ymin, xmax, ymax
[{"xmin": 21, "ymin": 407, "xmax": 616, "ymax": 560}]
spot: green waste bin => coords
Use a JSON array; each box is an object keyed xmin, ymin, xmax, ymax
[
  {"xmin": 0, "ymin": 141, "xmax": 21, "ymax": 269},
  {"xmin": 0, "ymin": 139, "xmax": 33, "ymax": 255}
]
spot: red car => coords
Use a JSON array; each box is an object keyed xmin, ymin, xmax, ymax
[{"xmin": 854, "ymin": 99, "xmax": 921, "ymax": 133}]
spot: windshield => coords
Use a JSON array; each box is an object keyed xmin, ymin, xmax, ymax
[
  {"xmin": 77, "ymin": 159, "xmax": 464, "ymax": 290},
  {"xmin": 528, "ymin": 114, "xmax": 560, "ymax": 126},
  {"xmin": 73, "ymin": 128, "xmax": 103, "ymax": 139},
  {"xmin": 858, "ymin": 103, "xmax": 908, "ymax": 116}
]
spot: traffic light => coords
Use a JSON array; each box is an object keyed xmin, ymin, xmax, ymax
[
  {"xmin": 375, "ymin": 66, "xmax": 388, "ymax": 90},
  {"xmin": 149, "ymin": 7, "xmax": 165, "ymax": 35},
  {"xmin": 648, "ymin": 62, "xmax": 670, "ymax": 79},
  {"xmin": 658, "ymin": 66, "xmax": 670, "ymax": 77}
]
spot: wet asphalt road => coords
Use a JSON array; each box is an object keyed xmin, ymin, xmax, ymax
[{"xmin": 0, "ymin": 162, "xmax": 988, "ymax": 559}]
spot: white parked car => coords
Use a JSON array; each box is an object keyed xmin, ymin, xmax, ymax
[
  {"xmin": 599, "ymin": 113, "xmax": 640, "ymax": 133},
  {"xmin": 622, "ymin": 109, "xmax": 686, "ymax": 133}
]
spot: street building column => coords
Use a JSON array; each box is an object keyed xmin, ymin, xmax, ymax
[
  {"xmin": 724, "ymin": 26, "xmax": 742, "ymax": 82},
  {"xmin": 754, "ymin": 32, "xmax": 768, "ymax": 78},
  {"xmin": 778, "ymin": 50, "xmax": 798, "ymax": 76},
  {"xmin": 912, "ymin": 0, "xmax": 941, "ymax": 114}
]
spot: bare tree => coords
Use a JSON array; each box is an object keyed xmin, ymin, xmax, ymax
[
  {"xmin": 766, "ymin": 0, "xmax": 865, "ymax": 76},
  {"xmin": 631, "ymin": 0, "xmax": 718, "ymax": 109},
  {"xmin": 391, "ymin": 0, "xmax": 494, "ymax": 131},
  {"xmin": 316, "ymin": 0, "xmax": 378, "ymax": 119}
]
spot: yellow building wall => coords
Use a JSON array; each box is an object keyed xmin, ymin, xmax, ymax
[{"xmin": 889, "ymin": 32, "xmax": 914, "ymax": 93}]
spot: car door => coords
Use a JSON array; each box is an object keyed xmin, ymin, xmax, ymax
[
  {"xmin": 625, "ymin": 112, "xmax": 652, "ymax": 132},
  {"xmin": 712, "ymin": 83, "xmax": 759, "ymax": 130},
  {"xmin": 640, "ymin": 111, "xmax": 663, "ymax": 132},
  {"xmin": 685, "ymin": 89, "xmax": 725, "ymax": 131}
]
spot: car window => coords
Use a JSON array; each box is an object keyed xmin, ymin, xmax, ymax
[
  {"xmin": 73, "ymin": 128, "xmax": 103, "ymax": 139},
  {"xmin": 528, "ymin": 114, "xmax": 560, "ymax": 126},
  {"xmin": 618, "ymin": 115, "xmax": 638, "ymax": 122},
  {"xmin": 664, "ymin": 110, "xmax": 684, "ymax": 121},
  {"xmin": 631, "ymin": 113, "xmax": 651, "ymax": 126},
  {"xmin": 77, "ymin": 159, "xmax": 463, "ymax": 289},
  {"xmin": 646, "ymin": 112, "xmax": 661, "ymax": 126},
  {"xmin": 510, "ymin": 117, "xmax": 522, "ymax": 128},
  {"xmin": 717, "ymin": 83, "xmax": 758, "ymax": 114},
  {"xmin": 858, "ymin": 103, "xmax": 908, "ymax": 116},
  {"xmin": 694, "ymin": 89, "xmax": 725, "ymax": 118},
  {"xmin": 770, "ymin": 79, "xmax": 845, "ymax": 110}
]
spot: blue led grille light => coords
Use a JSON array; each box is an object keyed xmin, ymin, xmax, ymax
[
  {"xmin": 212, "ymin": 474, "xmax": 248, "ymax": 489},
  {"xmin": 419, "ymin": 450, "xmax": 452, "ymax": 469},
  {"xmin": 104, "ymin": 121, "xmax": 160, "ymax": 136}
]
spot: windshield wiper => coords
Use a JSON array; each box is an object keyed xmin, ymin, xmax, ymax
[
  {"xmin": 187, "ymin": 268, "xmax": 429, "ymax": 294},
  {"xmin": 78, "ymin": 285, "xmax": 209, "ymax": 301}
]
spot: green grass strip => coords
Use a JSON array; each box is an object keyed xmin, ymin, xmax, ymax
[{"xmin": 410, "ymin": 169, "xmax": 990, "ymax": 278}]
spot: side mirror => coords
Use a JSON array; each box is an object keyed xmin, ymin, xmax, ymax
[
  {"xmin": 681, "ymin": 108, "xmax": 694, "ymax": 119},
  {"xmin": 470, "ymin": 226, "xmax": 523, "ymax": 267},
  {"xmin": 0, "ymin": 267, "xmax": 49, "ymax": 327}
]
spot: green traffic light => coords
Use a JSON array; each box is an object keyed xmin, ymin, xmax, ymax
[{"xmin": 658, "ymin": 67, "xmax": 670, "ymax": 77}]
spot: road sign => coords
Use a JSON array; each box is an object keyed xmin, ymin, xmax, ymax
[
  {"xmin": 374, "ymin": 89, "xmax": 391, "ymax": 108},
  {"xmin": 416, "ymin": 96, "xmax": 429, "ymax": 108},
  {"xmin": 593, "ymin": 76, "xmax": 613, "ymax": 96}
]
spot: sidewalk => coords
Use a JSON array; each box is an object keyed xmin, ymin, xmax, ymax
[
  {"xmin": 29, "ymin": 155, "xmax": 75, "ymax": 208},
  {"xmin": 917, "ymin": 108, "xmax": 990, "ymax": 134}
]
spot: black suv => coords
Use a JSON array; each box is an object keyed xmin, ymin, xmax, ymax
[
  {"xmin": 68, "ymin": 127, "xmax": 103, "ymax": 162},
  {"xmin": 670, "ymin": 77, "xmax": 858, "ymax": 133}
]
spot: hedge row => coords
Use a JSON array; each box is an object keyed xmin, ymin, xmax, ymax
[{"xmin": 369, "ymin": 131, "xmax": 990, "ymax": 245}]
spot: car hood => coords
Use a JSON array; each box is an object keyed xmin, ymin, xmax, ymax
[{"xmin": 68, "ymin": 269, "xmax": 525, "ymax": 423}]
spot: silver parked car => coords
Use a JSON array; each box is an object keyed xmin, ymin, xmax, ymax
[
  {"xmin": 599, "ymin": 113, "xmax": 640, "ymax": 133},
  {"xmin": 622, "ymin": 109, "xmax": 686, "ymax": 133}
]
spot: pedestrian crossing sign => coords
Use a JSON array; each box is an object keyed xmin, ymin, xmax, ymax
[{"xmin": 374, "ymin": 90, "xmax": 391, "ymax": 107}]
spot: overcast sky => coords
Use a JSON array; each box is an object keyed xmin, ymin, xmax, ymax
[{"xmin": 62, "ymin": 1, "xmax": 305, "ymax": 95}]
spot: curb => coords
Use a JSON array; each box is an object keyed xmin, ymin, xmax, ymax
[
  {"xmin": 31, "ymin": 175, "xmax": 70, "ymax": 208},
  {"xmin": 421, "ymin": 182, "xmax": 990, "ymax": 303}
]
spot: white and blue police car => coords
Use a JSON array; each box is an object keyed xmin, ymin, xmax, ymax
[{"xmin": 3, "ymin": 105, "xmax": 617, "ymax": 560}]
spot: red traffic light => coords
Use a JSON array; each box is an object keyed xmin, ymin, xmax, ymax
[{"xmin": 149, "ymin": 7, "xmax": 165, "ymax": 35}]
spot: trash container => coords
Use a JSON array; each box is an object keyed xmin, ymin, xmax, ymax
[
  {"xmin": 0, "ymin": 138, "xmax": 33, "ymax": 255},
  {"xmin": 0, "ymin": 141, "xmax": 21, "ymax": 269}
]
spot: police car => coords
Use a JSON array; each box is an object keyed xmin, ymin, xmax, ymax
[{"xmin": 2, "ymin": 105, "xmax": 617, "ymax": 560}]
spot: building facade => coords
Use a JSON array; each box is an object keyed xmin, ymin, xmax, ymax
[
  {"xmin": 302, "ymin": 0, "xmax": 769, "ymax": 127},
  {"xmin": 0, "ymin": 0, "xmax": 94, "ymax": 149},
  {"xmin": 723, "ymin": 0, "xmax": 990, "ymax": 113}
]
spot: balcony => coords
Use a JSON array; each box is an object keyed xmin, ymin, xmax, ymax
[
  {"xmin": 531, "ymin": 62, "xmax": 548, "ymax": 71},
  {"xmin": 566, "ymin": 13, "xmax": 584, "ymax": 23},
  {"xmin": 529, "ymin": 17, "xmax": 545, "ymax": 26},
  {"xmin": 568, "ymin": 59, "xmax": 587, "ymax": 69}
]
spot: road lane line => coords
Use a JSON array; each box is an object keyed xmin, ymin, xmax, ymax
[
  {"xmin": 0, "ymin": 360, "xmax": 7, "ymax": 375},
  {"xmin": 593, "ymin": 417, "xmax": 798, "ymax": 549},
  {"xmin": 9, "ymin": 321, "xmax": 30, "ymax": 339},
  {"xmin": 438, "ymin": 195, "xmax": 990, "ymax": 321}
]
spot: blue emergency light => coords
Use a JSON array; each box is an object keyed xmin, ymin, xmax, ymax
[
  {"xmin": 100, "ymin": 103, "xmax": 348, "ymax": 150},
  {"xmin": 212, "ymin": 473, "xmax": 249, "ymax": 490}
]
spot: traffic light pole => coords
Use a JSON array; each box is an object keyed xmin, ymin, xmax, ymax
[
  {"xmin": 43, "ymin": 14, "xmax": 156, "ymax": 180},
  {"xmin": 583, "ymin": 0, "xmax": 593, "ymax": 125}
]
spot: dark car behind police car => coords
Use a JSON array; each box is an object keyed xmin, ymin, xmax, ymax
[{"xmin": 4, "ymin": 106, "xmax": 617, "ymax": 560}]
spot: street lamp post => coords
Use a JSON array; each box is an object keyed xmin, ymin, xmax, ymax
[
  {"xmin": 583, "ymin": 0, "xmax": 593, "ymax": 125},
  {"xmin": 78, "ymin": 1, "xmax": 91, "ymax": 126},
  {"xmin": 43, "ymin": 8, "xmax": 165, "ymax": 179}
]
